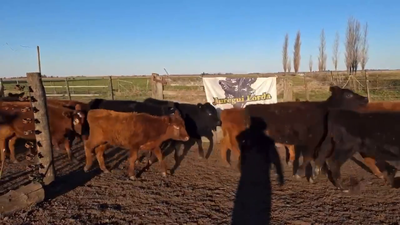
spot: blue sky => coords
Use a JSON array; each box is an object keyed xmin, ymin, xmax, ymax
[{"xmin": 0, "ymin": 0, "xmax": 399, "ymax": 77}]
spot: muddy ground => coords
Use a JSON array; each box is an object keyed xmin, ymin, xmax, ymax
[{"xmin": 1, "ymin": 140, "xmax": 400, "ymax": 225}]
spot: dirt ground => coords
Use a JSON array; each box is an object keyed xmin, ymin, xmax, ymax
[{"xmin": 1, "ymin": 140, "xmax": 400, "ymax": 225}]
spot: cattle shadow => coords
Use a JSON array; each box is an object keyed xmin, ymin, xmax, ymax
[
  {"xmin": 231, "ymin": 117, "xmax": 284, "ymax": 225},
  {"xmin": 139, "ymin": 138, "xmax": 214, "ymax": 176},
  {"xmin": 0, "ymin": 139, "xmax": 129, "ymax": 199},
  {"xmin": 45, "ymin": 146, "xmax": 128, "ymax": 200}
]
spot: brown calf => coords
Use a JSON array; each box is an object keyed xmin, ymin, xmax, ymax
[
  {"xmin": 83, "ymin": 109, "xmax": 189, "ymax": 180},
  {"xmin": 0, "ymin": 101, "xmax": 85, "ymax": 163}
]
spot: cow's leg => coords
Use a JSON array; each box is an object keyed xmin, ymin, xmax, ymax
[
  {"xmin": 219, "ymin": 136, "xmax": 231, "ymax": 167},
  {"xmin": 286, "ymin": 144, "xmax": 295, "ymax": 167},
  {"xmin": 83, "ymin": 140, "xmax": 96, "ymax": 172},
  {"xmin": 64, "ymin": 137, "xmax": 74, "ymax": 161},
  {"xmin": 294, "ymin": 152, "xmax": 314, "ymax": 180},
  {"xmin": 8, "ymin": 136, "xmax": 18, "ymax": 164},
  {"xmin": 0, "ymin": 139, "xmax": 6, "ymax": 167},
  {"xmin": 204, "ymin": 133, "xmax": 214, "ymax": 159},
  {"xmin": 173, "ymin": 142, "xmax": 182, "ymax": 165},
  {"xmin": 313, "ymin": 139, "xmax": 334, "ymax": 177},
  {"xmin": 128, "ymin": 149, "xmax": 139, "ymax": 180},
  {"xmin": 95, "ymin": 144, "xmax": 110, "ymax": 173},
  {"xmin": 325, "ymin": 149, "xmax": 355, "ymax": 192},
  {"xmin": 195, "ymin": 138, "xmax": 205, "ymax": 159},
  {"xmin": 152, "ymin": 146, "xmax": 169, "ymax": 177},
  {"xmin": 359, "ymin": 152, "xmax": 383, "ymax": 179}
]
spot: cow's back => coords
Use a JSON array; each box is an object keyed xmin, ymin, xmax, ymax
[
  {"xmin": 87, "ymin": 109, "xmax": 168, "ymax": 147},
  {"xmin": 244, "ymin": 102, "xmax": 327, "ymax": 144}
]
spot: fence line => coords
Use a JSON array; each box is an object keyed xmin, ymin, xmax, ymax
[{"xmin": 2, "ymin": 71, "xmax": 400, "ymax": 102}]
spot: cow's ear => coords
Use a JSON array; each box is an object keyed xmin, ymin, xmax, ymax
[
  {"xmin": 197, "ymin": 103, "xmax": 202, "ymax": 109},
  {"xmin": 172, "ymin": 109, "xmax": 180, "ymax": 117},
  {"xmin": 329, "ymin": 86, "xmax": 340, "ymax": 93},
  {"xmin": 75, "ymin": 104, "xmax": 82, "ymax": 111},
  {"xmin": 62, "ymin": 111, "xmax": 73, "ymax": 118}
]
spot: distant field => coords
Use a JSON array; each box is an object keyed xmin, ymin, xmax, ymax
[{"xmin": 3, "ymin": 70, "xmax": 400, "ymax": 103}]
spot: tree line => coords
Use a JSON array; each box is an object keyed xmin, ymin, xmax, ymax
[{"xmin": 282, "ymin": 16, "xmax": 369, "ymax": 75}]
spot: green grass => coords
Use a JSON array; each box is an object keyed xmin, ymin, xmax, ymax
[{"xmin": 3, "ymin": 70, "xmax": 400, "ymax": 103}]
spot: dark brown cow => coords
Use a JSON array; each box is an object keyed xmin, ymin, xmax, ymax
[
  {"xmin": 82, "ymin": 109, "xmax": 189, "ymax": 180},
  {"xmin": 314, "ymin": 109, "xmax": 400, "ymax": 191},
  {"xmin": 220, "ymin": 86, "xmax": 369, "ymax": 180},
  {"xmin": 312, "ymin": 101, "xmax": 400, "ymax": 187},
  {"xmin": 0, "ymin": 101, "xmax": 85, "ymax": 163}
]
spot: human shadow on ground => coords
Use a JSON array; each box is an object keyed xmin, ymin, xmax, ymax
[{"xmin": 231, "ymin": 117, "xmax": 284, "ymax": 225}]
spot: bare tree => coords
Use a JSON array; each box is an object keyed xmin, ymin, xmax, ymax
[
  {"xmin": 345, "ymin": 17, "xmax": 361, "ymax": 74},
  {"xmin": 318, "ymin": 29, "xmax": 327, "ymax": 72},
  {"xmin": 360, "ymin": 22, "xmax": 369, "ymax": 71},
  {"xmin": 287, "ymin": 57, "xmax": 292, "ymax": 73},
  {"xmin": 332, "ymin": 32, "xmax": 339, "ymax": 71},
  {"xmin": 309, "ymin": 55, "xmax": 313, "ymax": 72},
  {"xmin": 293, "ymin": 31, "xmax": 301, "ymax": 73},
  {"xmin": 282, "ymin": 34, "xmax": 289, "ymax": 73}
]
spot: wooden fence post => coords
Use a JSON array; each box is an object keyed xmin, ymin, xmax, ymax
[
  {"xmin": 303, "ymin": 75, "xmax": 309, "ymax": 101},
  {"xmin": 109, "ymin": 76, "xmax": 114, "ymax": 100},
  {"xmin": 151, "ymin": 73, "xmax": 164, "ymax": 99},
  {"xmin": 65, "ymin": 78, "xmax": 71, "ymax": 100},
  {"xmin": 283, "ymin": 78, "xmax": 293, "ymax": 102},
  {"xmin": 26, "ymin": 72, "xmax": 56, "ymax": 185},
  {"xmin": 0, "ymin": 78, "xmax": 4, "ymax": 97},
  {"xmin": 364, "ymin": 70, "xmax": 371, "ymax": 102}
]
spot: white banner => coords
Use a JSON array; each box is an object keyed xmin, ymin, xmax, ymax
[{"xmin": 202, "ymin": 77, "xmax": 277, "ymax": 109}]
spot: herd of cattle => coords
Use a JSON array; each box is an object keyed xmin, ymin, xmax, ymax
[{"xmin": 1, "ymin": 85, "xmax": 400, "ymax": 193}]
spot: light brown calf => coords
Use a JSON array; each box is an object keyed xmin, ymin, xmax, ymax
[{"xmin": 82, "ymin": 109, "xmax": 189, "ymax": 180}]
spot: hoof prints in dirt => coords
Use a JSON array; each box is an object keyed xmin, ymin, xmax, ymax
[{"xmin": 1, "ymin": 144, "xmax": 400, "ymax": 224}]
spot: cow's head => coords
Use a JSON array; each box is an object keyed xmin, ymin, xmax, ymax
[
  {"xmin": 197, "ymin": 102, "xmax": 221, "ymax": 130},
  {"xmin": 164, "ymin": 109, "xmax": 190, "ymax": 142},
  {"xmin": 62, "ymin": 104, "xmax": 86, "ymax": 134},
  {"xmin": 326, "ymin": 86, "xmax": 368, "ymax": 110}
]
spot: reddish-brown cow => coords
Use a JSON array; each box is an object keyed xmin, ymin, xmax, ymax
[
  {"xmin": 82, "ymin": 108, "xmax": 189, "ymax": 180},
  {"xmin": 0, "ymin": 101, "xmax": 85, "ymax": 163}
]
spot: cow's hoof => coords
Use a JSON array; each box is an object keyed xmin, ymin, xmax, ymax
[
  {"xmin": 294, "ymin": 174, "xmax": 302, "ymax": 180},
  {"xmin": 11, "ymin": 160, "xmax": 18, "ymax": 164},
  {"xmin": 102, "ymin": 169, "xmax": 110, "ymax": 174},
  {"xmin": 375, "ymin": 173, "xmax": 385, "ymax": 179},
  {"xmin": 129, "ymin": 176, "xmax": 136, "ymax": 180},
  {"xmin": 314, "ymin": 167, "xmax": 321, "ymax": 176},
  {"xmin": 166, "ymin": 169, "xmax": 171, "ymax": 175},
  {"xmin": 198, "ymin": 156, "xmax": 204, "ymax": 160},
  {"xmin": 287, "ymin": 161, "xmax": 293, "ymax": 167},
  {"xmin": 341, "ymin": 189, "xmax": 350, "ymax": 193},
  {"xmin": 83, "ymin": 166, "xmax": 90, "ymax": 173},
  {"xmin": 308, "ymin": 177, "xmax": 315, "ymax": 184},
  {"xmin": 161, "ymin": 172, "xmax": 167, "ymax": 177}
]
